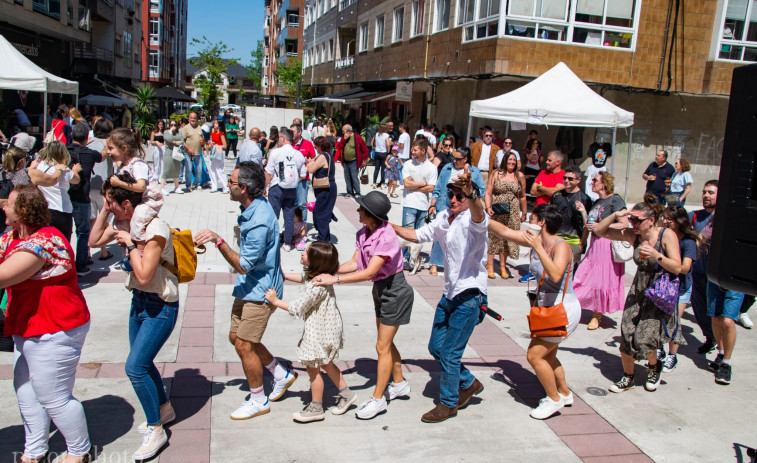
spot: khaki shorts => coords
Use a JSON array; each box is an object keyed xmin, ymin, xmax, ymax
[{"xmin": 230, "ymin": 298, "xmax": 276, "ymax": 343}]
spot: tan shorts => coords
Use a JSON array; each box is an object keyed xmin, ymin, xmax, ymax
[{"xmin": 230, "ymin": 298, "xmax": 276, "ymax": 343}]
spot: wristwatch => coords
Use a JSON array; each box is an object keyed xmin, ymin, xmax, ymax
[
  {"xmin": 657, "ymin": 255, "xmax": 663, "ymax": 262},
  {"xmin": 465, "ymin": 189, "xmax": 479, "ymax": 199},
  {"xmin": 127, "ymin": 244, "xmax": 137, "ymax": 253}
]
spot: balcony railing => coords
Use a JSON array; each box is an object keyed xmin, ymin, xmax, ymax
[
  {"xmin": 73, "ymin": 42, "xmax": 113, "ymax": 62},
  {"xmin": 335, "ymin": 56, "xmax": 354, "ymax": 69}
]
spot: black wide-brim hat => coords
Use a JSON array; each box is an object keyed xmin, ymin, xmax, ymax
[{"xmin": 355, "ymin": 191, "xmax": 391, "ymax": 222}]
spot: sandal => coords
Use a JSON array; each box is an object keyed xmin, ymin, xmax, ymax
[
  {"xmin": 587, "ymin": 312, "xmax": 602, "ymax": 330},
  {"xmin": 500, "ymin": 268, "xmax": 510, "ymax": 279},
  {"xmin": 429, "ymin": 266, "xmax": 438, "ymax": 276},
  {"xmin": 486, "ymin": 265, "xmax": 496, "ymax": 279},
  {"xmin": 99, "ymin": 251, "xmax": 113, "ymax": 260}
]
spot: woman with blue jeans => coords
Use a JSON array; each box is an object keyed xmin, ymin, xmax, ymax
[{"xmin": 90, "ymin": 171, "xmax": 179, "ymax": 461}]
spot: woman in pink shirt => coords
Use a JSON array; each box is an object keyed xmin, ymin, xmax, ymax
[{"xmin": 314, "ymin": 191, "xmax": 413, "ymax": 420}]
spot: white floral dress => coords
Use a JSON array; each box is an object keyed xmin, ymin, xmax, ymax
[{"xmin": 287, "ymin": 281, "xmax": 344, "ymax": 367}]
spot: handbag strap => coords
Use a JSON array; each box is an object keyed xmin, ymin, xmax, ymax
[{"xmin": 533, "ymin": 237, "xmax": 572, "ymax": 307}]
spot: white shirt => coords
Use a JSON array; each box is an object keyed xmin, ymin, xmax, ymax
[
  {"xmin": 416, "ymin": 209, "xmax": 490, "ymax": 299},
  {"xmin": 402, "ymin": 158, "xmax": 438, "ymax": 210},
  {"xmin": 239, "ymin": 139, "xmax": 263, "ymax": 166},
  {"xmin": 584, "ymin": 165, "xmax": 607, "ymax": 201},
  {"xmin": 125, "ymin": 218, "xmax": 179, "ymax": 302},
  {"xmin": 311, "ymin": 125, "xmax": 325, "ymax": 139},
  {"xmin": 36, "ymin": 160, "xmax": 74, "ymax": 213},
  {"xmin": 477, "ymin": 144, "xmax": 492, "ymax": 171},
  {"xmin": 374, "ymin": 132, "xmax": 390, "ymax": 153},
  {"xmin": 398, "ymin": 132, "xmax": 411, "ymax": 159},
  {"xmin": 265, "ymin": 144, "xmax": 306, "ymax": 189},
  {"xmin": 495, "ymin": 149, "xmax": 520, "ymax": 168}
]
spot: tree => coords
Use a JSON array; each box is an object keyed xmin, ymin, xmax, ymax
[
  {"xmin": 274, "ymin": 58, "xmax": 312, "ymax": 108},
  {"xmin": 134, "ymin": 85, "xmax": 157, "ymax": 140},
  {"xmin": 189, "ymin": 36, "xmax": 239, "ymax": 113},
  {"xmin": 246, "ymin": 40, "xmax": 264, "ymax": 90}
]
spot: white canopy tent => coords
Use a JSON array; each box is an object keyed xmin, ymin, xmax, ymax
[
  {"xmin": 467, "ymin": 62, "xmax": 635, "ymax": 198},
  {"xmin": 0, "ymin": 34, "xmax": 79, "ymax": 139}
]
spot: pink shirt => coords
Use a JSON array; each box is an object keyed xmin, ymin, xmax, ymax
[{"xmin": 356, "ymin": 222, "xmax": 404, "ymax": 282}]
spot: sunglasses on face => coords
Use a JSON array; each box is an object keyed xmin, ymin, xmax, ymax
[
  {"xmin": 443, "ymin": 144, "xmax": 453, "ymax": 147},
  {"xmin": 453, "ymin": 156, "xmax": 465, "ymax": 162},
  {"xmin": 504, "ymin": 142, "xmax": 512, "ymax": 145},
  {"xmin": 628, "ymin": 216, "xmax": 649, "ymax": 225},
  {"xmin": 564, "ymin": 176, "xmax": 577, "ymax": 181},
  {"xmin": 447, "ymin": 190, "xmax": 465, "ymax": 201},
  {"xmin": 591, "ymin": 179, "xmax": 601, "ymax": 184},
  {"xmin": 484, "ymin": 134, "xmax": 493, "ymax": 138}
]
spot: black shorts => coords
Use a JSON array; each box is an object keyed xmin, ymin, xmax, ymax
[{"xmin": 372, "ymin": 272, "xmax": 414, "ymax": 326}]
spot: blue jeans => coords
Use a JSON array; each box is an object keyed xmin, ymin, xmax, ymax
[
  {"xmin": 296, "ymin": 179, "xmax": 309, "ymax": 222},
  {"xmin": 706, "ymin": 281, "xmax": 744, "ymax": 321},
  {"xmin": 398, "ymin": 159, "xmax": 405, "ymax": 185},
  {"xmin": 186, "ymin": 154, "xmax": 204, "ymax": 188},
  {"xmin": 428, "ymin": 290, "xmax": 486, "ymax": 408},
  {"xmin": 268, "ymin": 184, "xmax": 297, "ymax": 244},
  {"xmin": 71, "ymin": 201, "xmax": 91, "ymax": 271},
  {"xmin": 126, "ymin": 290, "xmax": 178, "ymax": 425},
  {"xmin": 402, "ymin": 207, "xmax": 427, "ymax": 259},
  {"xmin": 342, "ymin": 160, "xmax": 361, "ymax": 196}
]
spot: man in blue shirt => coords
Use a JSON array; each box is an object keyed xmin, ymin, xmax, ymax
[
  {"xmin": 688, "ymin": 180, "xmax": 717, "ymax": 355},
  {"xmin": 195, "ymin": 162, "xmax": 297, "ymax": 420}
]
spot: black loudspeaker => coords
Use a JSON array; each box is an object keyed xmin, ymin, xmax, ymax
[{"xmin": 708, "ymin": 63, "xmax": 757, "ymax": 296}]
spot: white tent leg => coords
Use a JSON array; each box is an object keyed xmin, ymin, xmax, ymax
[
  {"xmin": 43, "ymin": 91, "xmax": 48, "ymax": 143},
  {"xmin": 625, "ymin": 126, "xmax": 634, "ymax": 201},
  {"xmin": 465, "ymin": 115, "xmax": 473, "ymax": 147},
  {"xmin": 611, "ymin": 127, "xmax": 617, "ymax": 173}
]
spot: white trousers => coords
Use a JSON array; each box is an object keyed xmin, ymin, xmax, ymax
[
  {"xmin": 209, "ymin": 156, "xmax": 228, "ymax": 192},
  {"xmin": 152, "ymin": 145, "xmax": 164, "ymax": 179},
  {"xmin": 13, "ymin": 321, "xmax": 91, "ymax": 459}
]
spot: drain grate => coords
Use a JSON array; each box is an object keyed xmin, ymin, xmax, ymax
[{"xmin": 586, "ymin": 386, "xmax": 608, "ymax": 396}]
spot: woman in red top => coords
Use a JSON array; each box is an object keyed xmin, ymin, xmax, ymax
[
  {"xmin": 1, "ymin": 185, "xmax": 91, "ymax": 463},
  {"xmin": 208, "ymin": 119, "xmax": 229, "ymax": 193}
]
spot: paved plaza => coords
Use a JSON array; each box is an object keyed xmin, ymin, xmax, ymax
[{"xmin": 0, "ymin": 157, "xmax": 755, "ymax": 463}]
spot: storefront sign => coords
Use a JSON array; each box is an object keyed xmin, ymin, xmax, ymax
[
  {"xmin": 12, "ymin": 42, "xmax": 39, "ymax": 57},
  {"xmin": 396, "ymin": 81, "xmax": 412, "ymax": 102}
]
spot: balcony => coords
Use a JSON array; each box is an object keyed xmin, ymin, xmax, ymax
[
  {"xmin": 87, "ymin": 0, "xmax": 114, "ymax": 22},
  {"xmin": 73, "ymin": 42, "xmax": 114, "ymax": 62},
  {"xmin": 335, "ymin": 56, "xmax": 354, "ymax": 69}
]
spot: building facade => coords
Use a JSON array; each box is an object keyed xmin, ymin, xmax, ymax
[
  {"xmin": 262, "ymin": 0, "xmax": 306, "ymax": 102},
  {"xmin": 302, "ymin": 0, "xmax": 755, "ymax": 203},
  {"xmin": 185, "ymin": 62, "xmax": 259, "ymax": 107},
  {"xmin": 140, "ymin": 0, "xmax": 188, "ymax": 88}
]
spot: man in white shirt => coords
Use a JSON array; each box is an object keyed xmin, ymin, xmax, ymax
[
  {"xmin": 494, "ymin": 137, "xmax": 521, "ymax": 172},
  {"xmin": 402, "ymin": 139, "xmax": 438, "ymax": 231},
  {"xmin": 238, "ymin": 127, "xmax": 263, "ymax": 166},
  {"xmin": 470, "ymin": 127, "xmax": 501, "ymax": 182},
  {"xmin": 414, "ymin": 123, "xmax": 437, "ymax": 150},
  {"xmin": 397, "ymin": 124, "xmax": 412, "ymax": 186},
  {"xmin": 393, "ymin": 166, "xmax": 488, "ymax": 423},
  {"xmin": 264, "ymin": 127, "xmax": 306, "ymax": 251}
]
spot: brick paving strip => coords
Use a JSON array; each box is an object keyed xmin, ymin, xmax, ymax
[{"xmin": 0, "ymin": 195, "xmax": 650, "ymax": 462}]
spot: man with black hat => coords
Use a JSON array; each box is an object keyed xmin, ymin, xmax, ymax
[{"xmin": 393, "ymin": 165, "xmax": 489, "ymax": 423}]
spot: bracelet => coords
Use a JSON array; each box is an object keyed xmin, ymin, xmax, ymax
[
  {"xmin": 337, "ymin": 274, "xmax": 340, "ymax": 285},
  {"xmin": 216, "ymin": 237, "xmax": 225, "ymax": 249}
]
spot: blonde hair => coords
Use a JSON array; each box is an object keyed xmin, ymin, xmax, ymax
[
  {"xmin": 3, "ymin": 146, "xmax": 27, "ymax": 172},
  {"xmin": 69, "ymin": 107, "xmax": 84, "ymax": 124},
  {"xmin": 598, "ymin": 171, "xmax": 615, "ymax": 194},
  {"xmin": 38, "ymin": 140, "xmax": 71, "ymax": 166}
]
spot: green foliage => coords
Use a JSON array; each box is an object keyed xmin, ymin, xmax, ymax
[
  {"xmin": 169, "ymin": 112, "xmax": 188, "ymax": 124},
  {"xmin": 189, "ymin": 37, "xmax": 239, "ymax": 114},
  {"xmin": 274, "ymin": 58, "xmax": 306, "ymax": 108},
  {"xmin": 134, "ymin": 85, "xmax": 157, "ymax": 140},
  {"xmin": 246, "ymin": 40, "xmax": 264, "ymax": 90},
  {"xmin": 361, "ymin": 113, "xmax": 381, "ymax": 140}
]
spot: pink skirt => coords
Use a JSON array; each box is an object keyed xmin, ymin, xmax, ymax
[{"xmin": 573, "ymin": 235, "xmax": 626, "ymax": 314}]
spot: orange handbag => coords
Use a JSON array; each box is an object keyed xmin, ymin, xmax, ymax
[{"xmin": 527, "ymin": 252, "xmax": 572, "ymax": 338}]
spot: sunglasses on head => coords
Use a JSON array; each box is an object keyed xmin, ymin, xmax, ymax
[
  {"xmin": 628, "ymin": 216, "xmax": 649, "ymax": 225},
  {"xmin": 447, "ymin": 190, "xmax": 465, "ymax": 201}
]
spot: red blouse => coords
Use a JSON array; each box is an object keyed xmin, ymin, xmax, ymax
[
  {"xmin": 210, "ymin": 131, "xmax": 224, "ymax": 145},
  {"xmin": 0, "ymin": 226, "xmax": 90, "ymax": 337}
]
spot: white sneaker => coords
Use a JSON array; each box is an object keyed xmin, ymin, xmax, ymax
[
  {"xmin": 356, "ymin": 396, "xmax": 387, "ymax": 420},
  {"xmin": 160, "ymin": 189, "xmax": 170, "ymax": 196},
  {"xmin": 385, "ymin": 381, "xmax": 411, "ymax": 400},
  {"xmin": 268, "ymin": 370, "xmax": 298, "ymax": 401},
  {"xmin": 173, "ymin": 188, "xmax": 184, "ymax": 194},
  {"xmin": 738, "ymin": 312, "xmax": 753, "ymax": 329},
  {"xmin": 559, "ymin": 392, "xmax": 574, "ymax": 406},
  {"xmin": 133, "ymin": 425, "xmax": 168, "ymax": 460},
  {"xmin": 282, "ymin": 244, "xmax": 292, "ymax": 252},
  {"xmin": 529, "ymin": 396, "xmax": 564, "ymax": 420},
  {"xmin": 230, "ymin": 397, "xmax": 271, "ymax": 420},
  {"xmin": 138, "ymin": 402, "xmax": 176, "ymax": 433}
]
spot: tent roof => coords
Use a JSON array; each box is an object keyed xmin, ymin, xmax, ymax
[
  {"xmin": 0, "ymin": 34, "xmax": 79, "ymax": 94},
  {"xmin": 154, "ymin": 86, "xmax": 196, "ymax": 102},
  {"xmin": 469, "ymin": 62, "xmax": 633, "ymax": 128}
]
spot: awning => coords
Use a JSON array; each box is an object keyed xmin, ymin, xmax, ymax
[
  {"xmin": 307, "ymin": 87, "xmax": 365, "ymax": 103},
  {"xmin": 154, "ymin": 86, "xmax": 196, "ymax": 102},
  {"xmin": 79, "ymin": 94, "xmax": 134, "ymax": 107}
]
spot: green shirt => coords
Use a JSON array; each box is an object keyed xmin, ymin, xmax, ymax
[
  {"xmin": 343, "ymin": 135, "xmax": 356, "ymax": 162},
  {"xmin": 225, "ymin": 123, "xmax": 239, "ymax": 140}
]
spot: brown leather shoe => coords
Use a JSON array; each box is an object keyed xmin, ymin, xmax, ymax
[
  {"xmin": 457, "ymin": 378, "xmax": 484, "ymax": 409},
  {"xmin": 421, "ymin": 403, "xmax": 458, "ymax": 423}
]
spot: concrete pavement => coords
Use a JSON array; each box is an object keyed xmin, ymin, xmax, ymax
[{"xmin": 0, "ymin": 155, "xmax": 755, "ymax": 462}]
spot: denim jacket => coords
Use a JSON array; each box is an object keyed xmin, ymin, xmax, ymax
[
  {"xmin": 232, "ymin": 197, "xmax": 283, "ymax": 301},
  {"xmin": 431, "ymin": 164, "xmax": 486, "ymax": 212}
]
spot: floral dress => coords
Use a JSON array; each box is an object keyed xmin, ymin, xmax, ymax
[
  {"xmin": 287, "ymin": 280, "xmax": 344, "ymax": 368},
  {"xmin": 488, "ymin": 178, "xmax": 521, "ymax": 258},
  {"xmin": 620, "ymin": 228, "xmax": 677, "ymax": 360}
]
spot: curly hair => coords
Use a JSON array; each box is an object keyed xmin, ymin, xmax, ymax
[
  {"xmin": 313, "ymin": 136, "xmax": 332, "ymax": 153},
  {"xmin": 104, "ymin": 171, "xmax": 144, "ymax": 207},
  {"xmin": 13, "ymin": 185, "xmax": 51, "ymax": 229},
  {"xmin": 598, "ymin": 171, "xmax": 615, "ymax": 194}
]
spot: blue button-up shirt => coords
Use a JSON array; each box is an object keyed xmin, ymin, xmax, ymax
[{"xmin": 232, "ymin": 197, "xmax": 283, "ymax": 301}]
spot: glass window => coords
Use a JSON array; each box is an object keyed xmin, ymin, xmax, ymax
[
  {"xmin": 394, "ymin": 7, "xmax": 405, "ymax": 42},
  {"xmin": 435, "ymin": 0, "xmax": 450, "ymax": 32},
  {"xmin": 718, "ymin": 0, "xmax": 757, "ymax": 61},
  {"xmin": 360, "ymin": 22, "xmax": 369, "ymax": 51},
  {"xmin": 572, "ymin": 0, "xmax": 636, "ymax": 48},
  {"xmin": 412, "ymin": 0, "xmax": 425, "ymax": 37},
  {"xmin": 375, "ymin": 15, "xmax": 385, "ymax": 47}
]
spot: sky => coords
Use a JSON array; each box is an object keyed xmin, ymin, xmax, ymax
[{"xmin": 186, "ymin": 0, "xmax": 265, "ymax": 63}]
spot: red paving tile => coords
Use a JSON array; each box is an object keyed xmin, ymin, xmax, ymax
[
  {"xmin": 582, "ymin": 454, "xmax": 654, "ymax": 463},
  {"xmin": 181, "ymin": 311, "xmax": 215, "ymax": 328},
  {"xmin": 169, "ymin": 396, "xmax": 212, "ymax": 430},
  {"xmin": 546, "ymin": 414, "xmax": 619, "ymax": 436},
  {"xmin": 96, "ymin": 362, "xmax": 127, "ymax": 378},
  {"xmin": 176, "ymin": 346, "xmax": 214, "ymax": 363},
  {"xmin": 161, "ymin": 429, "xmax": 210, "ymax": 463},
  {"xmin": 562, "ymin": 433, "xmax": 644, "ymax": 458},
  {"xmin": 556, "ymin": 397, "xmax": 596, "ymax": 416},
  {"xmin": 76, "ymin": 363, "xmax": 101, "ymax": 378},
  {"xmin": 0, "ymin": 364, "xmax": 12, "ymax": 380},
  {"xmin": 225, "ymin": 362, "xmax": 244, "ymax": 377},
  {"xmin": 190, "ymin": 273, "xmax": 206, "ymax": 284},
  {"xmin": 184, "ymin": 296, "xmax": 215, "ymax": 311},
  {"xmin": 187, "ymin": 284, "xmax": 216, "ymax": 297},
  {"xmin": 179, "ymin": 327, "xmax": 214, "ymax": 346},
  {"xmin": 164, "ymin": 362, "xmax": 226, "ymax": 378},
  {"xmin": 204, "ymin": 272, "xmax": 235, "ymax": 285}
]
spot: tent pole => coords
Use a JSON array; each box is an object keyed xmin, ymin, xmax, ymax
[
  {"xmin": 611, "ymin": 127, "xmax": 617, "ymax": 173},
  {"xmin": 625, "ymin": 126, "xmax": 634, "ymax": 201},
  {"xmin": 43, "ymin": 91, "xmax": 48, "ymax": 142},
  {"xmin": 465, "ymin": 115, "xmax": 473, "ymax": 147},
  {"xmin": 505, "ymin": 121, "xmax": 510, "ymax": 138}
]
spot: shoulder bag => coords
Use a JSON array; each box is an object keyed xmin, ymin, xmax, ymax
[
  {"xmin": 491, "ymin": 202, "xmax": 511, "ymax": 215},
  {"xmin": 312, "ymin": 153, "xmax": 331, "ymax": 189},
  {"xmin": 527, "ymin": 245, "xmax": 572, "ymax": 338},
  {"xmin": 643, "ymin": 228, "xmax": 680, "ymax": 316},
  {"xmin": 605, "ymin": 194, "xmax": 633, "ymax": 262}
]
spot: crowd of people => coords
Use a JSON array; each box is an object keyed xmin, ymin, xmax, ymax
[{"xmin": 0, "ymin": 107, "xmax": 752, "ymax": 462}]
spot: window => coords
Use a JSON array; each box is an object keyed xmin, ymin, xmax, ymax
[
  {"xmin": 434, "ymin": 0, "xmax": 451, "ymax": 32},
  {"xmin": 572, "ymin": 0, "xmax": 637, "ymax": 49},
  {"xmin": 123, "ymin": 31, "xmax": 132, "ymax": 67},
  {"xmin": 288, "ymin": 13, "xmax": 299, "ymax": 27},
  {"xmin": 263, "ymin": 75, "xmax": 268, "ymax": 88},
  {"xmin": 149, "ymin": 50, "xmax": 159, "ymax": 78},
  {"xmin": 263, "ymin": 54, "xmax": 269, "ymax": 67},
  {"xmin": 411, "ymin": 0, "xmax": 425, "ymax": 37},
  {"xmin": 149, "ymin": 0, "xmax": 160, "ymax": 13},
  {"xmin": 393, "ymin": 7, "xmax": 405, "ymax": 42},
  {"xmin": 375, "ymin": 15, "xmax": 385, "ymax": 47},
  {"xmin": 717, "ymin": 0, "xmax": 757, "ymax": 62},
  {"xmin": 506, "ymin": 0, "xmax": 569, "ymax": 42},
  {"xmin": 359, "ymin": 21, "xmax": 369, "ymax": 51},
  {"xmin": 340, "ymin": 0, "xmax": 356, "ymax": 10},
  {"xmin": 149, "ymin": 18, "xmax": 160, "ymax": 45}
]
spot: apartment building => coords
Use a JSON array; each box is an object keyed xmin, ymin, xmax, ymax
[
  {"xmin": 140, "ymin": 0, "xmax": 188, "ymax": 88},
  {"xmin": 185, "ymin": 61, "xmax": 258, "ymax": 107},
  {"xmin": 262, "ymin": 0, "xmax": 306, "ymax": 103},
  {"xmin": 302, "ymin": 0, "xmax": 753, "ymax": 202}
]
